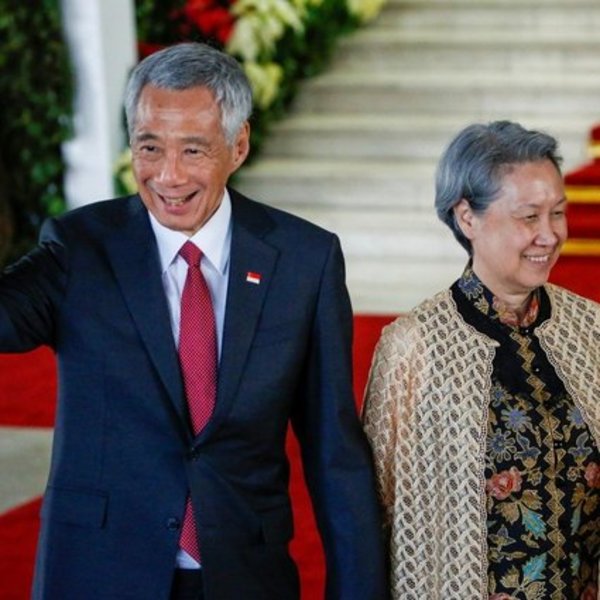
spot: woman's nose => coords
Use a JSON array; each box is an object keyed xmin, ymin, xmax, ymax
[{"xmin": 536, "ymin": 216, "xmax": 561, "ymax": 245}]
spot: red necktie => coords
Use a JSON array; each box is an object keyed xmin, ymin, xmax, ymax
[{"xmin": 178, "ymin": 241, "xmax": 217, "ymax": 562}]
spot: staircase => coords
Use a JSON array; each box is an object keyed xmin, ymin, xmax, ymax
[{"xmin": 234, "ymin": 0, "xmax": 600, "ymax": 313}]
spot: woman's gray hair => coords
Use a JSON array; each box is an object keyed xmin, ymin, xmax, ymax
[
  {"xmin": 435, "ymin": 120, "xmax": 563, "ymax": 254},
  {"xmin": 124, "ymin": 42, "xmax": 253, "ymax": 146}
]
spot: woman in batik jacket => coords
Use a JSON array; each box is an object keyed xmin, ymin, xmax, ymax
[{"xmin": 362, "ymin": 120, "xmax": 600, "ymax": 600}]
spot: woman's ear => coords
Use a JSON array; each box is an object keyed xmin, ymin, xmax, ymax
[{"xmin": 453, "ymin": 198, "xmax": 476, "ymax": 240}]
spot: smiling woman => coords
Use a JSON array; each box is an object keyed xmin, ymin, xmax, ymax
[
  {"xmin": 453, "ymin": 160, "xmax": 567, "ymax": 316},
  {"xmin": 362, "ymin": 120, "xmax": 600, "ymax": 600}
]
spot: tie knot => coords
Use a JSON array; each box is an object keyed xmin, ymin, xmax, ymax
[{"xmin": 179, "ymin": 241, "xmax": 203, "ymax": 267}]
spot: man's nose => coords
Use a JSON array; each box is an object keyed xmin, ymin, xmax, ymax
[{"xmin": 156, "ymin": 153, "xmax": 186, "ymax": 186}]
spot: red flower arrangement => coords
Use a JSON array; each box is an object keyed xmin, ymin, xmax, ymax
[
  {"xmin": 176, "ymin": 0, "xmax": 235, "ymax": 45},
  {"xmin": 137, "ymin": 0, "xmax": 236, "ymax": 60}
]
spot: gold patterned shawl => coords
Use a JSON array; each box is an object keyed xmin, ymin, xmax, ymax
[{"xmin": 362, "ymin": 284, "xmax": 600, "ymax": 599}]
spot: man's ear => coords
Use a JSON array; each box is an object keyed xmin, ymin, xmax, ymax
[
  {"xmin": 231, "ymin": 121, "xmax": 250, "ymax": 172},
  {"xmin": 453, "ymin": 198, "xmax": 476, "ymax": 240}
]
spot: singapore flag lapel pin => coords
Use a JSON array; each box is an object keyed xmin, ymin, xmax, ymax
[{"xmin": 246, "ymin": 271, "xmax": 261, "ymax": 285}]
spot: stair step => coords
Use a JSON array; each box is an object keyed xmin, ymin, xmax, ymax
[
  {"xmin": 235, "ymin": 159, "xmax": 437, "ymax": 211},
  {"xmin": 257, "ymin": 114, "xmax": 591, "ymax": 170},
  {"xmin": 290, "ymin": 208, "xmax": 464, "ymax": 260},
  {"xmin": 267, "ymin": 207, "xmax": 467, "ymax": 313},
  {"xmin": 347, "ymin": 258, "xmax": 465, "ymax": 313},
  {"xmin": 333, "ymin": 30, "xmax": 600, "ymax": 73},
  {"xmin": 380, "ymin": 0, "xmax": 600, "ymax": 32},
  {"xmin": 294, "ymin": 71, "xmax": 600, "ymax": 118}
]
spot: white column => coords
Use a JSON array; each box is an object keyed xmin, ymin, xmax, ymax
[{"xmin": 60, "ymin": 0, "xmax": 137, "ymax": 208}]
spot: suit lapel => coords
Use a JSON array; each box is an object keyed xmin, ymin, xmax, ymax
[
  {"xmin": 202, "ymin": 192, "xmax": 278, "ymax": 437},
  {"xmin": 104, "ymin": 197, "xmax": 187, "ymax": 426}
]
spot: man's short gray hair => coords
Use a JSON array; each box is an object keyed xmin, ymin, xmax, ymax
[{"xmin": 124, "ymin": 42, "xmax": 253, "ymax": 146}]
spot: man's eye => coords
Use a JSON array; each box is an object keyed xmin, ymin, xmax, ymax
[
  {"xmin": 524, "ymin": 215, "xmax": 538, "ymax": 222},
  {"xmin": 134, "ymin": 144, "xmax": 158, "ymax": 154}
]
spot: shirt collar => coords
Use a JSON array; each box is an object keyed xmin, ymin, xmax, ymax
[
  {"xmin": 149, "ymin": 189, "xmax": 232, "ymax": 275},
  {"xmin": 457, "ymin": 262, "xmax": 541, "ymax": 330}
]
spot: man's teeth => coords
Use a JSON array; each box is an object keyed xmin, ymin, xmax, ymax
[{"xmin": 165, "ymin": 197, "xmax": 188, "ymax": 206}]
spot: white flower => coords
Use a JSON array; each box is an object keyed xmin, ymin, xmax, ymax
[
  {"xmin": 244, "ymin": 61, "xmax": 284, "ymax": 109},
  {"xmin": 226, "ymin": 15, "xmax": 262, "ymax": 62},
  {"xmin": 226, "ymin": 0, "xmax": 304, "ymax": 62}
]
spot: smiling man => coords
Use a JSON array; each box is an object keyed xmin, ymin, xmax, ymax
[
  {"xmin": 0, "ymin": 43, "xmax": 387, "ymax": 600},
  {"xmin": 130, "ymin": 84, "xmax": 249, "ymax": 236}
]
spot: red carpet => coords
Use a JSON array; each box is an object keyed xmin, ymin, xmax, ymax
[
  {"xmin": 549, "ymin": 255, "xmax": 600, "ymax": 303},
  {"xmin": 0, "ymin": 315, "xmax": 394, "ymax": 600},
  {"xmin": 0, "ymin": 499, "xmax": 41, "ymax": 600},
  {"xmin": 0, "ymin": 348, "xmax": 57, "ymax": 428}
]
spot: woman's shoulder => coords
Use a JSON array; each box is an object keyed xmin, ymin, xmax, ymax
[
  {"xmin": 545, "ymin": 283, "xmax": 600, "ymax": 324},
  {"xmin": 377, "ymin": 289, "xmax": 457, "ymax": 349}
]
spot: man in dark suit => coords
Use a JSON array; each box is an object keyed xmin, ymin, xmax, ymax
[{"xmin": 0, "ymin": 43, "xmax": 387, "ymax": 599}]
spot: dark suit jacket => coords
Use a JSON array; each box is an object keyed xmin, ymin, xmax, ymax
[{"xmin": 0, "ymin": 189, "xmax": 387, "ymax": 599}]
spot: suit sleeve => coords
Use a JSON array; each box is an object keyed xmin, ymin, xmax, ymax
[
  {"xmin": 291, "ymin": 234, "xmax": 389, "ymax": 600},
  {"xmin": 0, "ymin": 218, "xmax": 67, "ymax": 351}
]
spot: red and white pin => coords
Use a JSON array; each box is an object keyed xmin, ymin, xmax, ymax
[{"xmin": 246, "ymin": 271, "xmax": 261, "ymax": 285}]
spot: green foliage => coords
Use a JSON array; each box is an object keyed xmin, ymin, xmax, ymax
[
  {"xmin": 136, "ymin": 0, "xmax": 188, "ymax": 45},
  {"xmin": 0, "ymin": 0, "xmax": 73, "ymax": 262}
]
